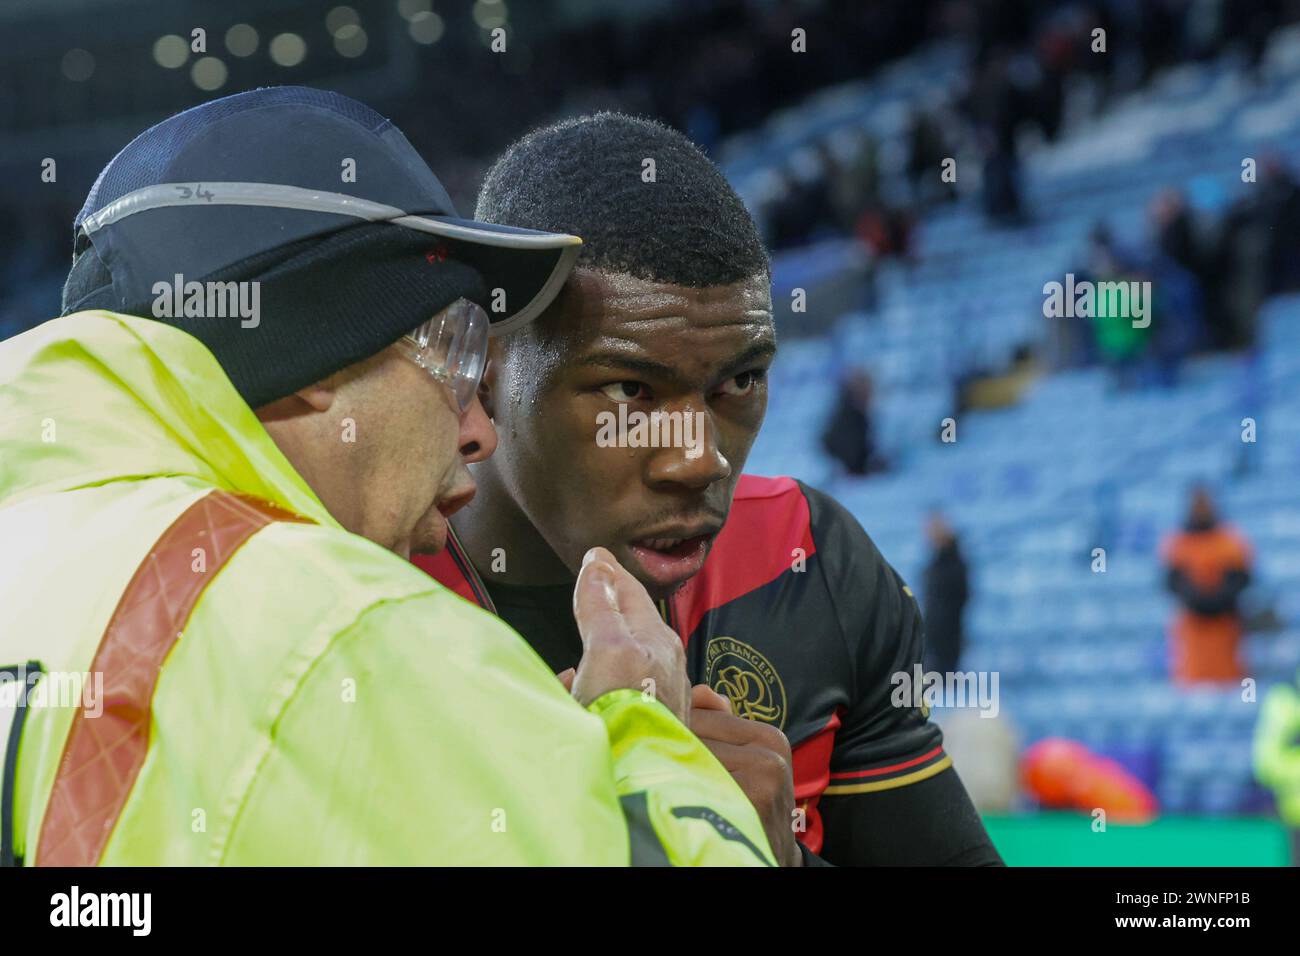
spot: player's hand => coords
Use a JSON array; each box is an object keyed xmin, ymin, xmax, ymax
[
  {"xmin": 570, "ymin": 547, "xmax": 691, "ymax": 726},
  {"xmin": 690, "ymin": 684, "xmax": 803, "ymax": 867}
]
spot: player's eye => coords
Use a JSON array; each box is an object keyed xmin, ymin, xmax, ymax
[
  {"xmin": 599, "ymin": 381, "xmax": 652, "ymax": 403},
  {"xmin": 714, "ymin": 369, "xmax": 767, "ymax": 397}
]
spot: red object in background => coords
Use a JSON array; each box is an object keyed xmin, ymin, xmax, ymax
[{"xmin": 1021, "ymin": 738, "xmax": 1158, "ymax": 823}]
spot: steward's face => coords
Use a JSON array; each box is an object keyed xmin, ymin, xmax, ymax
[
  {"xmin": 344, "ymin": 346, "xmax": 492, "ymax": 559},
  {"xmin": 489, "ymin": 268, "xmax": 775, "ymax": 600}
]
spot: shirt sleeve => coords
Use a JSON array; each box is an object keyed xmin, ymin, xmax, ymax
[
  {"xmin": 805, "ymin": 486, "xmax": 948, "ymax": 791},
  {"xmin": 819, "ymin": 766, "xmax": 1004, "ymax": 866}
]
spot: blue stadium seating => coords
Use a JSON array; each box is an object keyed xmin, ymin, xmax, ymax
[{"xmin": 723, "ymin": 26, "xmax": 1300, "ymax": 816}]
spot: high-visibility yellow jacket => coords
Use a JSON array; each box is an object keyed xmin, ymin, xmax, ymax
[
  {"xmin": 0, "ymin": 311, "xmax": 775, "ymax": 866},
  {"xmin": 1254, "ymin": 671, "xmax": 1300, "ymax": 828}
]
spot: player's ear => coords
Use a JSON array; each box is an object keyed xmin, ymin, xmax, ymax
[{"xmin": 479, "ymin": 338, "xmax": 502, "ymax": 421}]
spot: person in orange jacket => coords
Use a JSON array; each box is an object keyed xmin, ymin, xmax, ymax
[{"xmin": 1161, "ymin": 486, "xmax": 1253, "ymax": 685}]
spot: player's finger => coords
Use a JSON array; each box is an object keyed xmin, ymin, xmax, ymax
[
  {"xmin": 691, "ymin": 707, "xmax": 767, "ymax": 746},
  {"xmin": 557, "ymin": 668, "xmax": 576, "ymax": 691},
  {"xmin": 695, "ymin": 737, "xmax": 750, "ymax": 772},
  {"xmin": 692, "ymin": 683, "xmax": 731, "ymax": 712}
]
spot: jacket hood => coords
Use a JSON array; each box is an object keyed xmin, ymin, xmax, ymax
[{"xmin": 0, "ymin": 310, "xmax": 336, "ymax": 526}]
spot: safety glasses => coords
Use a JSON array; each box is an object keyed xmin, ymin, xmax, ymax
[{"xmin": 395, "ymin": 297, "xmax": 490, "ymax": 413}]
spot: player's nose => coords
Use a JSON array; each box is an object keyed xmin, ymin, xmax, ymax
[{"xmin": 644, "ymin": 408, "xmax": 730, "ymax": 490}]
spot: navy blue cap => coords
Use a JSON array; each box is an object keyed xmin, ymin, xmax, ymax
[{"xmin": 67, "ymin": 86, "xmax": 581, "ymax": 335}]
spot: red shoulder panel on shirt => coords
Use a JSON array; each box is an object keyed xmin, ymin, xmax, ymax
[{"xmin": 672, "ymin": 474, "xmax": 817, "ymax": 640}]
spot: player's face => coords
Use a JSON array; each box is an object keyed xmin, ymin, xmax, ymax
[{"xmin": 488, "ymin": 268, "xmax": 775, "ymax": 600}]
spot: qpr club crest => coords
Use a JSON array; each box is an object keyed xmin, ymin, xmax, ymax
[{"xmin": 704, "ymin": 636, "xmax": 787, "ymax": 729}]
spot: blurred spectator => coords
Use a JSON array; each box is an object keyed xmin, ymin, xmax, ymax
[
  {"xmin": 1030, "ymin": 23, "xmax": 1073, "ymax": 142},
  {"xmin": 978, "ymin": 132, "xmax": 1027, "ymax": 227},
  {"xmin": 826, "ymin": 130, "xmax": 882, "ymax": 230},
  {"xmin": 1255, "ymin": 155, "xmax": 1300, "ymax": 297},
  {"xmin": 1087, "ymin": 251, "xmax": 1153, "ymax": 389},
  {"xmin": 1253, "ymin": 667, "xmax": 1300, "ymax": 865},
  {"xmin": 1142, "ymin": 257, "xmax": 1203, "ymax": 388},
  {"xmin": 966, "ymin": 49, "xmax": 1029, "ymax": 226},
  {"xmin": 820, "ymin": 368, "xmax": 886, "ymax": 476},
  {"xmin": 1071, "ymin": 223, "xmax": 1202, "ymax": 389},
  {"xmin": 1150, "ymin": 189, "xmax": 1201, "ymax": 279},
  {"xmin": 982, "ymin": 134, "xmax": 1024, "ymax": 226},
  {"xmin": 1050, "ymin": 223, "xmax": 1108, "ymax": 369},
  {"xmin": 1135, "ymin": 0, "xmax": 1188, "ymax": 85},
  {"xmin": 1148, "ymin": 189, "xmax": 1225, "ymax": 355},
  {"xmin": 905, "ymin": 108, "xmax": 956, "ymax": 206},
  {"xmin": 854, "ymin": 200, "xmax": 915, "ymax": 261},
  {"xmin": 1211, "ymin": 155, "xmax": 1300, "ymax": 350},
  {"xmin": 960, "ymin": 343, "xmax": 1042, "ymax": 411},
  {"xmin": 1214, "ymin": 194, "xmax": 1270, "ymax": 351},
  {"xmin": 1161, "ymin": 486, "xmax": 1254, "ymax": 685},
  {"xmin": 922, "ymin": 510, "xmax": 969, "ymax": 677},
  {"xmin": 767, "ymin": 163, "xmax": 837, "ymax": 250}
]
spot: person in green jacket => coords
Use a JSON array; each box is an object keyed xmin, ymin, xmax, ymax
[{"xmin": 0, "ymin": 87, "xmax": 775, "ymax": 867}]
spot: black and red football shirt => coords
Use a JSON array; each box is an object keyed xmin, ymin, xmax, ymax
[{"xmin": 413, "ymin": 473, "xmax": 954, "ymax": 857}]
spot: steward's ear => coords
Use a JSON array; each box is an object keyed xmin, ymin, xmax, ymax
[
  {"xmin": 254, "ymin": 379, "xmax": 336, "ymax": 421},
  {"xmin": 294, "ymin": 380, "xmax": 337, "ymax": 414}
]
